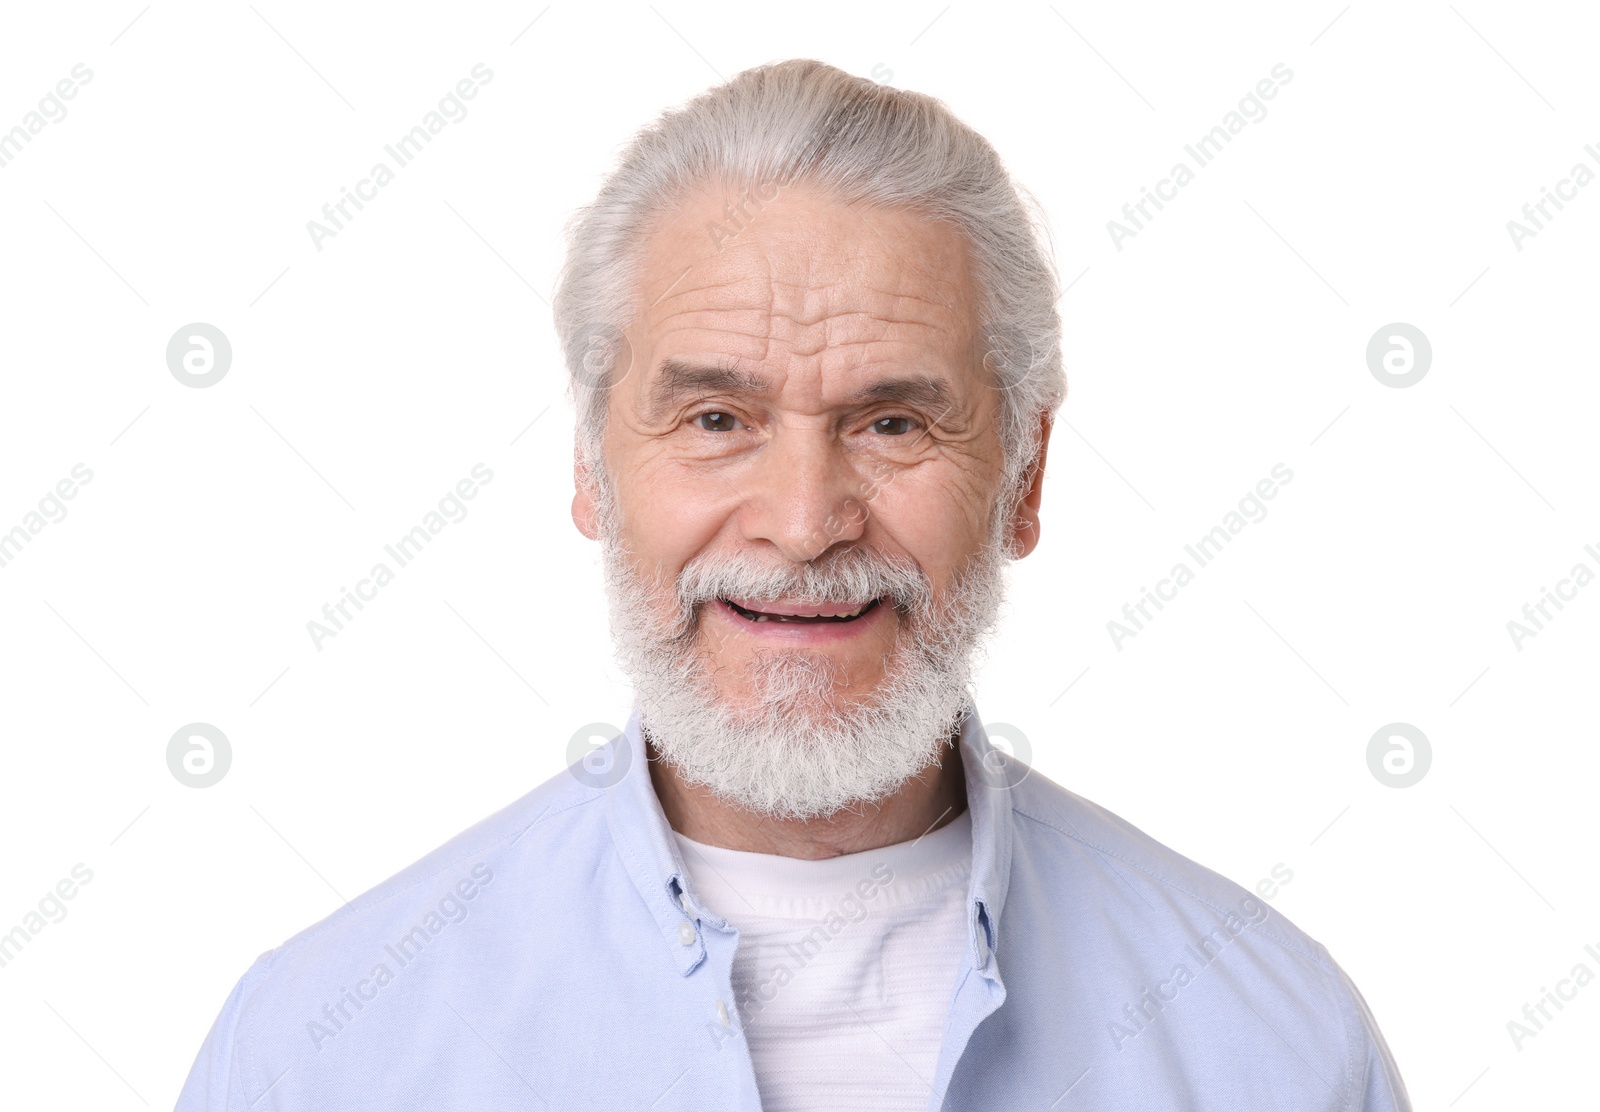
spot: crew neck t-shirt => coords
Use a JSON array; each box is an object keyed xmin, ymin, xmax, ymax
[{"xmin": 671, "ymin": 809, "xmax": 973, "ymax": 1112}]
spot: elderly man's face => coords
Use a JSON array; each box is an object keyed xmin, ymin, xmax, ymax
[{"xmin": 572, "ymin": 181, "xmax": 1046, "ymax": 816}]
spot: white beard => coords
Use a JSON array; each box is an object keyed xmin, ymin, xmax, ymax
[{"xmin": 592, "ymin": 468, "xmax": 1015, "ymax": 820}]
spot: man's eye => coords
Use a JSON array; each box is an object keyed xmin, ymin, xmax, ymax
[
  {"xmin": 695, "ymin": 412, "xmax": 739, "ymax": 432},
  {"xmin": 872, "ymin": 417, "xmax": 914, "ymax": 435}
]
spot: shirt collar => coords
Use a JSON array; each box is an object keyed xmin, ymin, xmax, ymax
[{"xmin": 604, "ymin": 699, "xmax": 1016, "ymax": 981}]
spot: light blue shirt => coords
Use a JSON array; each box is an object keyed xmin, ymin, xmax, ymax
[{"xmin": 176, "ymin": 702, "xmax": 1411, "ymax": 1110}]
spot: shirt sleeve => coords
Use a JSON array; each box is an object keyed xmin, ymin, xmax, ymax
[
  {"xmin": 1334, "ymin": 959, "xmax": 1413, "ymax": 1111},
  {"xmin": 173, "ymin": 956, "xmax": 270, "ymax": 1112}
]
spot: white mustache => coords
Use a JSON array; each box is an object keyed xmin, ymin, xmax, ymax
[{"xmin": 673, "ymin": 547, "xmax": 933, "ymax": 617}]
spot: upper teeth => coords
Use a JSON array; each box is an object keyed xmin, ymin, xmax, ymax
[{"xmin": 742, "ymin": 602, "xmax": 871, "ymax": 620}]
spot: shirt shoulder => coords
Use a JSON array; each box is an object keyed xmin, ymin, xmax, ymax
[
  {"xmin": 176, "ymin": 764, "xmax": 606, "ymax": 1110},
  {"xmin": 983, "ymin": 760, "xmax": 1410, "ymax": 1110},
  {"xmin": 1006, "ymin": 761, "xmax": 1330, "ymax": 965},
  {"xmin": 264, "ymin": 763, "xmax": 601, "ymax": 974}
]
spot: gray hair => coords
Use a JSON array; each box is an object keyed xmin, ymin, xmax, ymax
[{"xmin": 552, "ymin": 58, "xmax": 1066, "ymax": 527}]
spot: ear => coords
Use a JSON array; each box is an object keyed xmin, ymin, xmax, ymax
[
  {"xmin": 572, "ymin": 456, "xmax": 599, "ymax": 541},
  {"xmin": 1007, "ymin": 411, "xmax": 1052, "ymax": 560}
]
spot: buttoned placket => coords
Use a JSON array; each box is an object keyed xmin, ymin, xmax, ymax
[
  {"xmin": 923, "ymin": 708, "xmax": 1013, "ymax": 1111},
  {"xmin": 606, "ymin": 713, "xmax": 765, "ymax": 1109}
]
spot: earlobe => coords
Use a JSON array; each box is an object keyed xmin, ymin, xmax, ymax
[
  {"xmin": 1008, "ymin": 413, "xmax": 1052, "ymax": 560},
  {"xmin": 572, "ymin": 462, "xmax": 599, "ymax": 540}
]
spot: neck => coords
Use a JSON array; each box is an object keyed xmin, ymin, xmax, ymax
[{"xmin": 646, "ymin": 730, "xmax": 968, "ymax": 859}]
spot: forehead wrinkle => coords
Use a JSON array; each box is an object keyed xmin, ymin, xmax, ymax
[
  {"xmin": 644, "ymin": 269, "xmax": 775, "ymax": 324},
  {"xmin": 647, "ymin": 233, "xmax": 963, "ymax": 334},
  {"xmin": 662, "ymin": 246, "xmax": 954, "ymax": 311},
  {"xmin": 856, "ymin": 283, "xmax": 960, "ymax": 313},
  {"xmin": 759, "ymin": 271, "xmax": 962, "ymax": 321}
]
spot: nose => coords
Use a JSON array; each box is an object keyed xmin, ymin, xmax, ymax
[{"xmin": 735, "ymin": 422, "xmax": 870, "ymax": 563}]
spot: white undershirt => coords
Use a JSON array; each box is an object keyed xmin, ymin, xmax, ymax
[{"xmin": 673, "ymin": 809, "xmax": 973, "ymax": 1112}]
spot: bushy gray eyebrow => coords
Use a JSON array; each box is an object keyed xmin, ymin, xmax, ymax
[{"xmin": 643, "ymin": 359, "xmax": 955, "ymax": 421}]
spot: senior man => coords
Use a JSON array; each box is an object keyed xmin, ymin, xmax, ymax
[{"xmin": 177, "ymin": 60, "xmax": 1410, "ymax": 1111}]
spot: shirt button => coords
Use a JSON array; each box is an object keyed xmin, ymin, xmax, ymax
[
  {"xmin": 677, "ymin": 919, "xmax": 696, "ymax": 946},
  {"xmin": 716, "ymin": 999, "xmax": 729, "ymax": 1027}
]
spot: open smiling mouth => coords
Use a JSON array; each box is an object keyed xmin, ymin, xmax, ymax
[{"xmin": 720, "ymin": 598, "xmax": 885, "ymax": 624}]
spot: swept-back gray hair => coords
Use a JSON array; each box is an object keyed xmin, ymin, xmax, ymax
[{"xmin": 552, "ymin": 58, "xmax": 1066, "ymax": 525}]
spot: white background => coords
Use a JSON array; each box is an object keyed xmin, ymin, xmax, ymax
[{"xmin": 1, "ymin": 1, "xmax": 1596, "ymax": 1107}]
